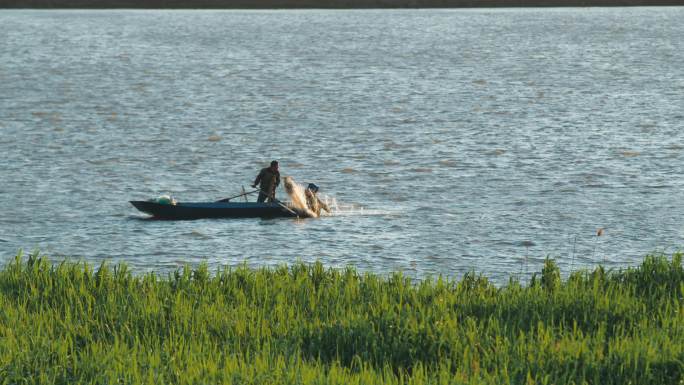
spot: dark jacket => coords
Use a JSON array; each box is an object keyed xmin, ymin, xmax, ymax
[{"xmin": 254, "ymin": 167, "xmax": 280, "ymax": 193}]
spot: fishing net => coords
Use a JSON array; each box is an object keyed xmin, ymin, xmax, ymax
[{"xmin": 283, "ymin": 176, "xmax": 318, "ymax": 218}]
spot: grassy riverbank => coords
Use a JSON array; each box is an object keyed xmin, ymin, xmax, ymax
[{"xmin": 0, "ymin": 253, "xmax": 682, "ymax": 384}]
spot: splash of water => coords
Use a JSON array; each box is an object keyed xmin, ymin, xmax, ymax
[
  {"xmin": 282, "ymin": 178, "xmax": 392, "ymax": 218},
  {"xmin": 283, "ymin": 176, "xmax": 317, "ymax": 218}
]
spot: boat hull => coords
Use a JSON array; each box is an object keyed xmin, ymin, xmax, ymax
[{"xmin": 130, "ymin": 201, "xmax": 299, "ymax": 219}]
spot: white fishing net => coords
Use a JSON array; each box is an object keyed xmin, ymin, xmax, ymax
[{"xmin": 283, "ymin": 176, "xmax": 318, "ymax": 218}]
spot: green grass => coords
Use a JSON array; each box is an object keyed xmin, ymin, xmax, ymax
[{"xmin": 0, "ymin": 252, "xmax": 682, "ymax": 384}]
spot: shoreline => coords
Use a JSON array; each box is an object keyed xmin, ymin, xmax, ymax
[{"xmin": 2, "ymin": 1, "xmax": 683, "ymax": 8}]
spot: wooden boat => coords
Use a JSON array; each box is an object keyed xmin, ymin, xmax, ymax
[{"xmin": 130, "ymin": 200, "xmax": 300, "ymax": 219}]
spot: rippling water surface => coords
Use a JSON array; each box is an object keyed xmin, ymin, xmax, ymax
[{"xmin": 1, "ymin": 8, "xmax": 683, "ymax": 282}]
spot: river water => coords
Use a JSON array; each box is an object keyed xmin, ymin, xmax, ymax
[{"xmin": 1, "ymin": 8, "xmax": 683, "ymax": 282}]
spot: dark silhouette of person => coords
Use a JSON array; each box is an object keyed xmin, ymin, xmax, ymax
[
  {"xmin": 252, "ymin": 160, "xmax": 280, "ymax": 203},
  {"xmin": 305, "ymin": 183, "xmax": 330, "ymax": 216}
]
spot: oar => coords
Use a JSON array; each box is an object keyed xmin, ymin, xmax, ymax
[
  {"xmin": 253, "ymin": 187, "xmax": 299, "ymax": 218},
  {"xmin": 241, "ymin": 186, "xmax": 248, "ymax": 202},
  {"xmin": 216, "ymin": 190, "xmax": 259, "ymax": 203}
]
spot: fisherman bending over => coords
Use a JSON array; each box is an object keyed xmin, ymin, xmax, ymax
[
  {"xmin": 252, "ymin": 160, "xmax": 280, "ymax": 203},
  {"xmin": 305, "ymin": 183, "xmax": 330, "ymax": 217}
]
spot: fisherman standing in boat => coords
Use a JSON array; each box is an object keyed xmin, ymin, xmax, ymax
[
  {"xmin": 305, "ymin": 183, "xmax": 330, "ymax": 216},
  {"xmin": 252, "ymin": 160, "xmax": 280, "ymax": 203}
]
